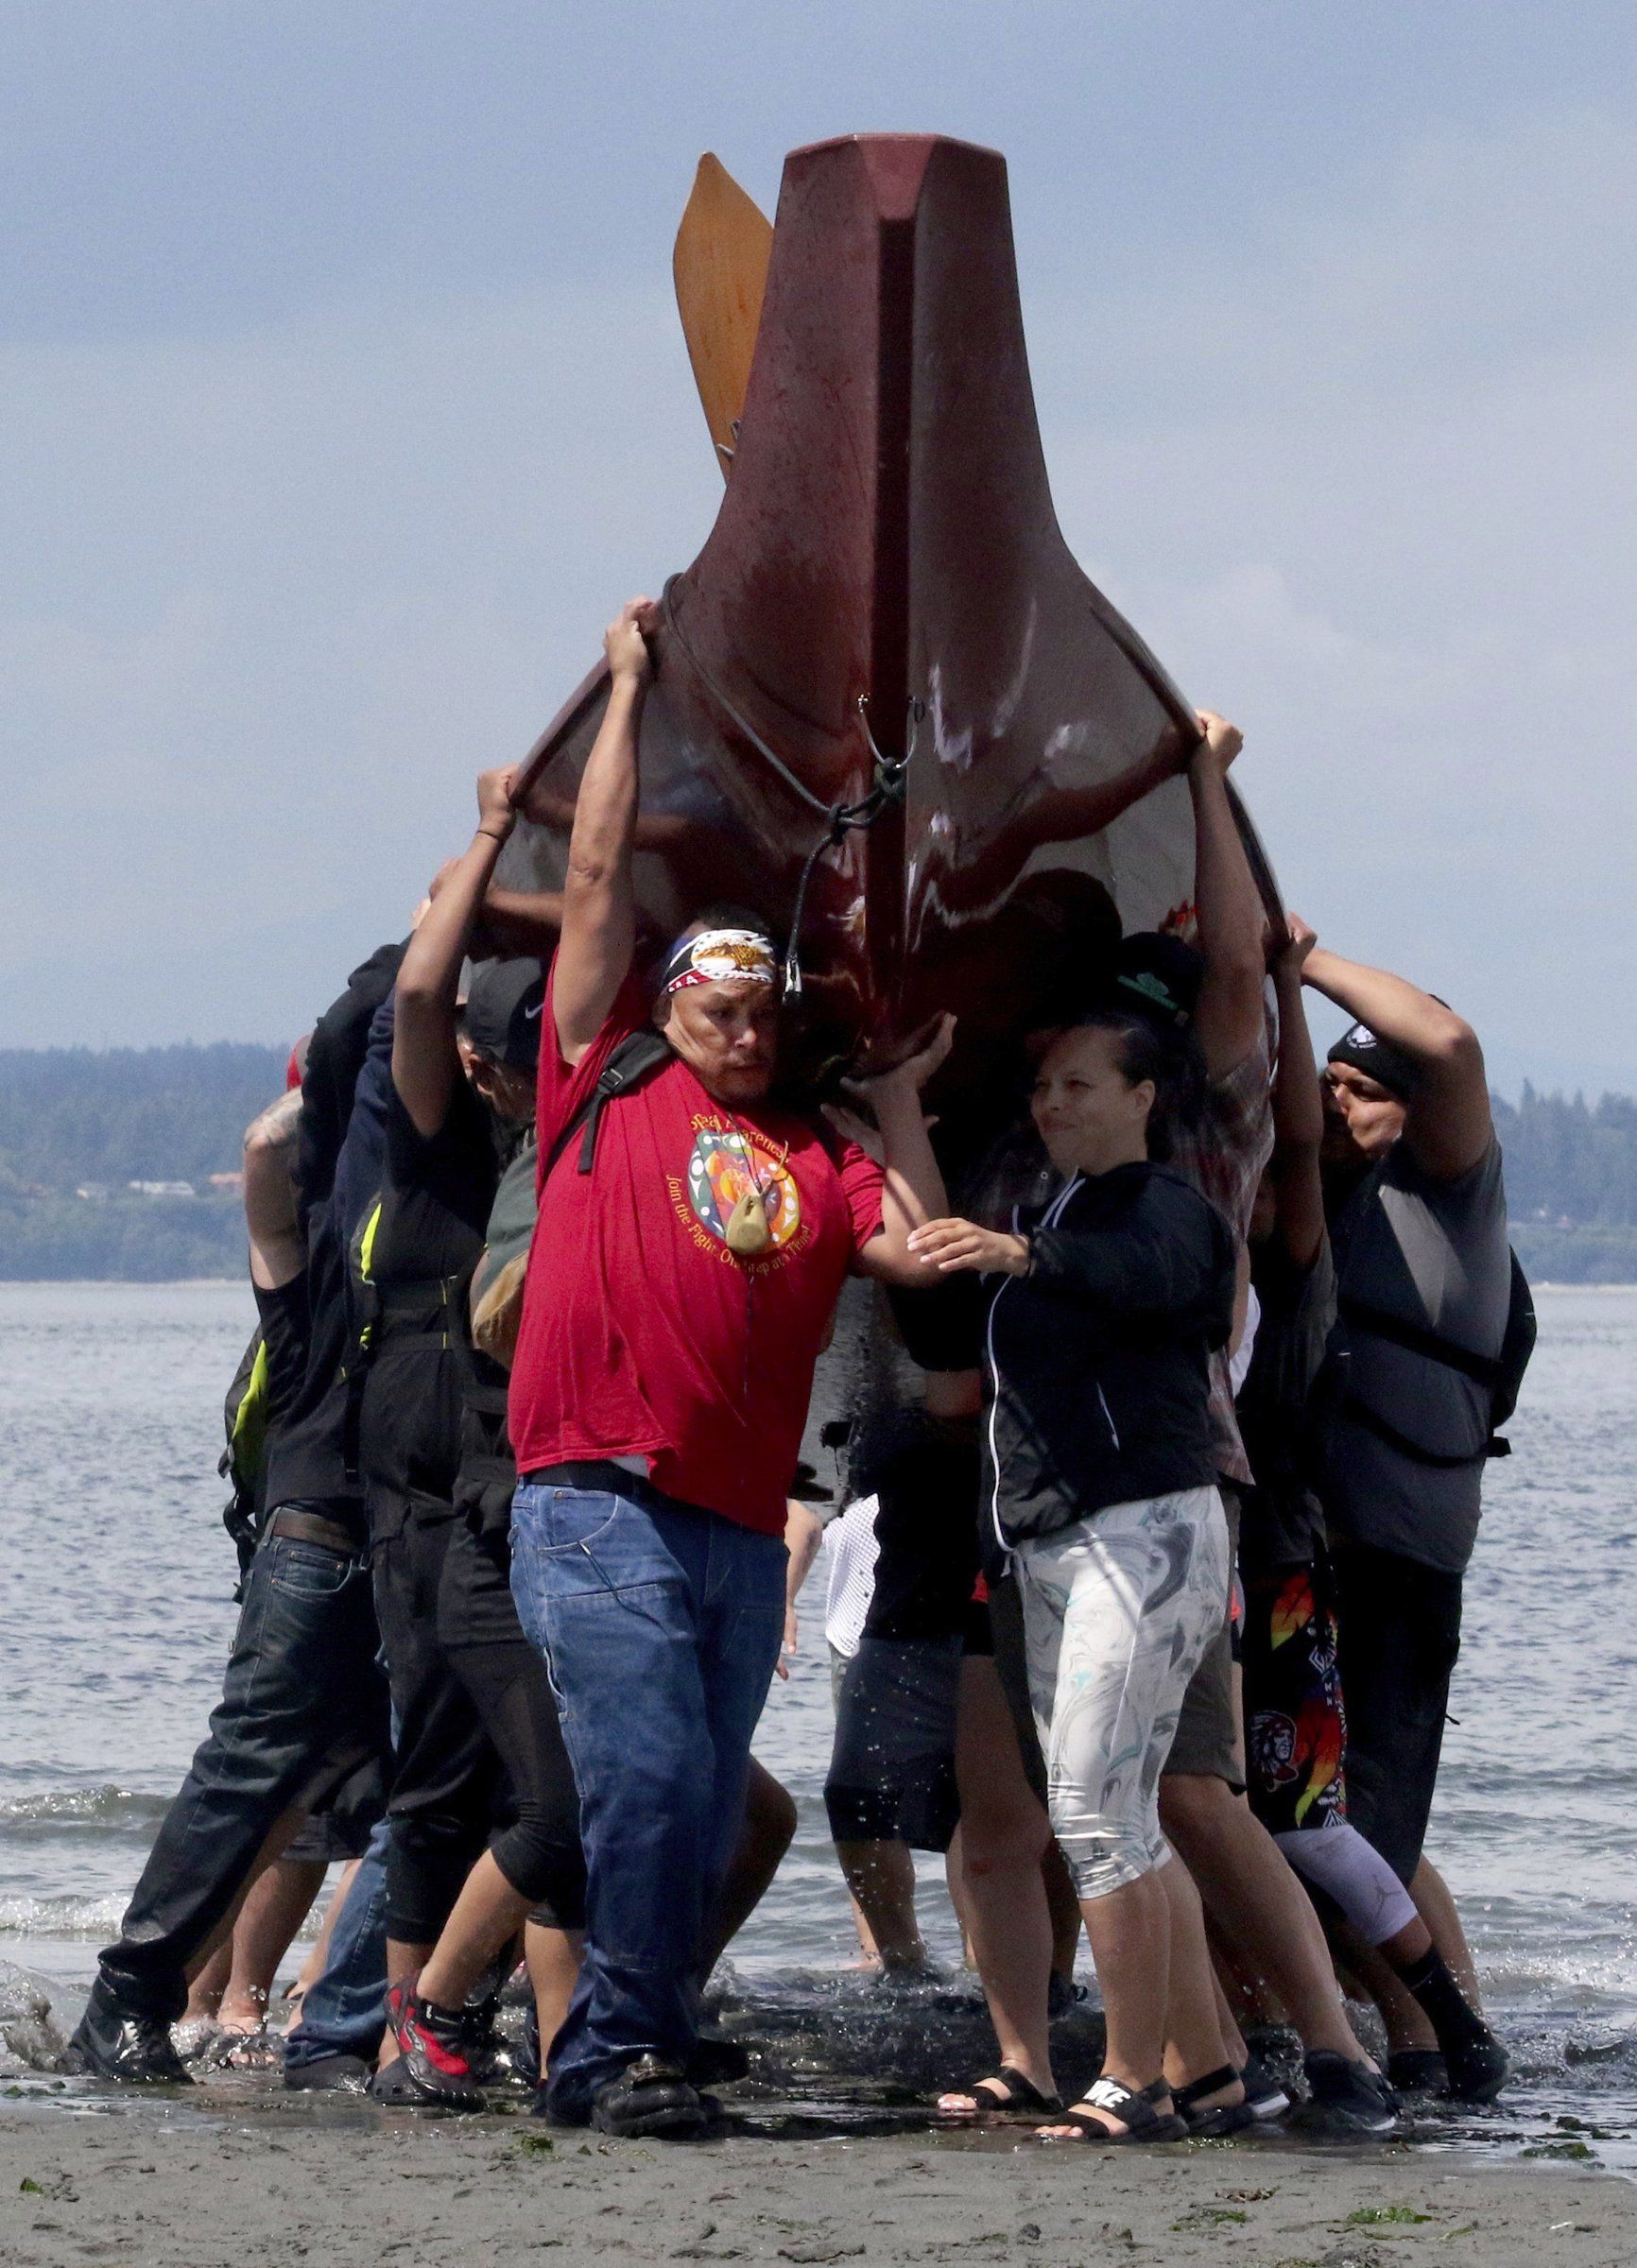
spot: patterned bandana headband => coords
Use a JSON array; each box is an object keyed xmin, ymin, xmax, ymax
[{"xmin": 662, "ymin": 927, "xmax": 780, "ymax": 995}]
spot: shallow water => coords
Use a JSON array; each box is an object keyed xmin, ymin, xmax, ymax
[{"xmin": 2, "ymin": 1280, "xmax": 1634, "ymax": 2159}]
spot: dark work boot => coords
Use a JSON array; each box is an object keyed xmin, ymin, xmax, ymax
[
  {"xmin": 590, "ymin": 2054, "xmax": 708, "ymax": 2139},
  {"xmin": 61, "ymin": 1975, "xmax": 192, "ymax": 2085}
]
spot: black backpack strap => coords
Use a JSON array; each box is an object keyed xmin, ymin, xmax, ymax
[
  {"xmin": 1336, "ymin": 1294, "xmax": 1504, "ymax": 1391},
  {"xmin": 543, "ymin": 1030, "xmax": 672, "ymax": 1181},
  {"xmin": 1338, "ymin": 1392, "xmax": 1497, "ymax": 1469}
]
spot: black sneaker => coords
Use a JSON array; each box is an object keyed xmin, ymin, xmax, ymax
[
  {"xmin": 1301, "ymin": 2052, "xmax": 1399, "ymax": 2137},
  {"xmin": 61, "ymin": 1978, "xmax": 193, "ymax": 2086},
  {"xmin": 590, "ymin": 2054, "xmax": 708, "ymax": 2139},
  {"xmin": 1239, "ymin": 2050, "xmax": 1291, "ymax": 2121},
  {"xmin": 283, "ymin": 2052, "xmax": 372, "ymax": 2093},
  {"xmin": 383, "ymin": 1978, "xmax": 486, "ymax": 2111},
  {"xmin": 1386, "ymin": 2048, "xmax": 1450, "ymax": 2097},
  {"xmin": 1442, "ymin": 2032, "xmax": 1508, "ymax": 2105}
]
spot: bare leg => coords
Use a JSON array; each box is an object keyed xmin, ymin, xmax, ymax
[
  {"xmin": 524, "ymin": 1919, "xmax": 583, "ymax": 2071},
  {"xmin": 216, "ymin": 1854, "xmax": 328, "ymax": 2030},
  {"xmin": 1410, "ymin": 1857, "xmax": 1482, "ymax": 2006},
  {"xmin": 181, "ymin": 1942, "xmax": 232, "ymax": 2025},
  {"xmin": 945, "ymin": 1826, "xmax": 977, "ymax": 1967},
  {"xmin": 938, "ymin": 1658, "xmax": 1057, "ymax": 2111},
  {"xmin": 1206, "ymin": 1919, "xmax": 1270, "ymax": 2041},
  {"xmin": 1038, "ymin": 1865, "xmax": 1176, "ymax": 2137},
  {"xmin": 416, "ymin": 1850, "xmax": 532, "ymax": 2013},
  {"xmin": 181, "ymin": 1800, "xmax": 308, "ymax": 1984},
  {"xmin": 703, "ymin": 1757, "xmax": 796, "ymax": 1971},
  {"xmin": 1042, "ymin": 1840, "xmax": 1082, "ymax": 1986},
  {"xmin": 1158, "ymin": 1861, "xmax": 1245, "ymax": 2111},
  {"xmin": 1211, "ymin": 1966, "xmax": 1249, "ymax": 2070},
  {"xmin": 1159, "ymin": 1778, "xmax": 1370, "ymax": 2065},
  {"xmin": 1338, "ymin": 1928, "xmax": 1439, "ymax": 2053},
  {"xmin": 834, "ymin": 1840, "xmax": 926, "ymax": 1972}
]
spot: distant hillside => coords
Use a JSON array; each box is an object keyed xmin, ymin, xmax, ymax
[
  {"xmin": 0, "ymin": 1044, "xmax": 289, "ymax": 1191},
  {"xmin": 0, "ymin": 1044, "xmax": 287, "ymax": 1280},
  {"xmin": 0, "ymin": 1046, "xmax": 1633, "ymax": 1280},
  {"xmin": 1494, "ymin": 1087, "xmax": 1637, "ymax": 1282}
]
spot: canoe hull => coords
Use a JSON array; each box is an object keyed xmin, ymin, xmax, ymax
[{"xmin": 508, "ymin": 133, "xmax": 1268, "ymax": 1113}]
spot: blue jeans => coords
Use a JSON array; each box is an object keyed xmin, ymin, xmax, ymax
[
  {"xmin": 282, "ymin": 1809, "xmax": 390, "ymax": 2070},
  {"xmin": 509, "ymin": 1471, "xmax": 786, "ymax": 2118}
]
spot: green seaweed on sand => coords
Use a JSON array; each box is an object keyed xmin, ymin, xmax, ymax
[{"xmin": 1347, "ymin": 2204, "xmax": 1433, "ymax": 2225}]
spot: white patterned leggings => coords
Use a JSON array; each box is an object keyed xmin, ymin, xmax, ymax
[{"xmin": 1016, "ymin": 1487, "xmax": 1231, "ymax": 1899}]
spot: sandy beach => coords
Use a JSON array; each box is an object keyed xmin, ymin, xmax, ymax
[{"xmin": 1, "ymin": 2092, "xmax": 1631, "ymax": 2268}]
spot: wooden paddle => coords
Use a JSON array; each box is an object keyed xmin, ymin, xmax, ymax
[{"xmin": 672, "ymin": 153, "xmax": 774, "ymax": 478}]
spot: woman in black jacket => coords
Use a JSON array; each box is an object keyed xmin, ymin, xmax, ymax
[{"xmin": 910, "ymin": 1006, "xmax": 1237, "ymax": 2143}]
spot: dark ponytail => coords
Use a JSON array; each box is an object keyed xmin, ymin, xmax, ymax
[{"xmin": 1063, "ymin": 1005, "xmax": 1205, "ymax": 1162}]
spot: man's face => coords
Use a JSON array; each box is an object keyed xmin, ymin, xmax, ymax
[
  {"xmin": 1321, "ymin": 1062, "xmax": 1405, "ymax": 1170},
  {"xmin": 661, "ymin": 979, "xmax": 780, "ymax": 1104},
  {"xmin": 460, "ymin": 1039, "xmax": 538, "ymax": 1126}
]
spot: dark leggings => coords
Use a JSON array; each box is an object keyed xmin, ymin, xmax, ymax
[{"xmin": 438, "ymin": 1514, "xmax": 587, "ymax": 1930}]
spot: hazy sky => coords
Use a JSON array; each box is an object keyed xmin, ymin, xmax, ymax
[{"xmin": 4, "ymin": 2, "xmax": 1633, "ymax": 1093}]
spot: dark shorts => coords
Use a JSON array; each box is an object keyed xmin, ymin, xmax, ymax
[
  {"xmin": 1242, "ymin": 1561, "xmax": 1347, "ymax": 1836},
  {"xmin": 1163, "ymin": 1483, "xmax": 1244, "ymax": 1788},
  {"xmin": 1330, "ymin": 1541, "xmax": 1462, "ymax": 1885},
  {"xmin": 824, "ymin": 1634, "xmax": 963, "ymax": 1852}
]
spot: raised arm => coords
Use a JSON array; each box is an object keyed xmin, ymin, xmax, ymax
[
  {"xmin": 243, "ymin": 1090, "xmax": 304, "ymax": 1292},
  {"xmin": 392, "ymin": 765, "xmax": 517, "ymax": 1139},
  {"xmin": 839, "ymin": 1017, "xmax": 956, "ymax": 1289},
  {"xmin": 1299, "ymin": 932, "xmax": 1491, "ymax": 1181},
  {"xmin": 474, "ymin": 886, "xmax": 564, "ymax": 961},
  {"xmin": 1188, "ymin": 711, "xmax": 1267, "ymax": 1081},
  {"xmin": 551, "ymin": 599, "xmax": 658, "ymax": 1066},
  {"xmin": 1268, "ymin": 917, "xmax": 1326, "ymax": 1269}
]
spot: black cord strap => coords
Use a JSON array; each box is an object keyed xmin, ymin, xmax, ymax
[{"xmin": 660, "ymin": 578, "xmax": 924, "ymax": 997}]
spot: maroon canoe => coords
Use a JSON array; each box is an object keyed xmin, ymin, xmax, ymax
[{"xmin": 506, "ymin": 131, "xmax": 1269, "ymax": 1113}]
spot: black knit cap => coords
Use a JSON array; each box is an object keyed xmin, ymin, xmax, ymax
[
  {"xmin": 1326, "ymin": 1022, "xmax": 1420, "ymax": 1102},
  {"xmin": 462, "ymin": 957, "xmax": 545, "ymax": 1074}
]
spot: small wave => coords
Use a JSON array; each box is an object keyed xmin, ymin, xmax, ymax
[
  {"xmin": 0, "ymin": 1786, "xmax": 168, "ymax": 1831},
  {"xmin": 0, "ymin": 1894, "xmax": 125, "ymax": 1939}
]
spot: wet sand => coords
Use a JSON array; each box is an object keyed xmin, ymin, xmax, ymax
[{"xmin": 1, "ymin": 2093, "xmax": 1630, "ymax": 2268}]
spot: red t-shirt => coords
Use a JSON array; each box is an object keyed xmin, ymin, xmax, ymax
[{"xmin": 508, "ymin": 961, "xmax": 886, "ymax": 1536}]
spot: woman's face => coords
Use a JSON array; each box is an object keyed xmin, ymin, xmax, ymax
[{"xmin": 1029, "ymin": 1024, "xmax": 1154, "ymax": 1179}]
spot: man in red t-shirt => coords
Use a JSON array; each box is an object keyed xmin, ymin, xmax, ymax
[{"xmin": 508, "ymin": 598, "xmax": 950, "ymax": 2138}]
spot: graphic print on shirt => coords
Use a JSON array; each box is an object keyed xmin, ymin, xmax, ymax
[{"xmin": 671, "ymin": 1116, "xmax": 809, "ymax": 1267}]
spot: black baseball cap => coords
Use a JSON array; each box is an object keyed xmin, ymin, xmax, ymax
[
  {"xmin": 462, "ymin": 958, "xmax": 545, "ymax": 1074},
  {"xmin": 1110, "ymin": 931, "xmax": 1205, "ymax": 1027}
]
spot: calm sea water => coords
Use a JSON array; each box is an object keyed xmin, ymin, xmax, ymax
[{"xmin": 2, "ymin": 1280, "xmax": 1634, "ymax": 2157}]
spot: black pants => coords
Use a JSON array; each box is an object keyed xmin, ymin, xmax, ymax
[
  {"xmin": 98, "ymin": 1526, "xmax": 388, "ymax": 2022},
  {"xmin": 370, "ymin": 1507, "xmax": 500, "ymax": 1943},
  {"xmin": 438, "ymin": 1517, "xmax": 586, "ymax": 1929},
  {"xmin": 1331, "ymin": 1540, "xmax": 1464, "ymax": 1885}
]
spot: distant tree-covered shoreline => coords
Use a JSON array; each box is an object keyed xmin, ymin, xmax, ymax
[{"xmin": 1, "ymin": 1043, "xmax": 1634, "ymax": 1281}]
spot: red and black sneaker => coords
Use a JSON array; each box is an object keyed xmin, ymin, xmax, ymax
[{"xmin": 384, "ymin": 1977, "xmax": 487, "ymax": 2111}]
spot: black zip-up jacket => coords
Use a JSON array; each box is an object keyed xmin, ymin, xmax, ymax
[{"xmin": 983, "ymin": 1160, "xmax": 1236, "ymax": 1549}]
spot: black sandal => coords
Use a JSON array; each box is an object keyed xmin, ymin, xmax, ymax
[
  {"xmin": 1173, "ymin": 2063, "xmax": 1254, "ymax": 2138},
  {"xmin": 939, "ymin": 2064, "xmax": 1064, "ymax": 2120},
  {"xmin": 1040, "ymin": 2075, "xmax": 1188, "ymax": 2144}
]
